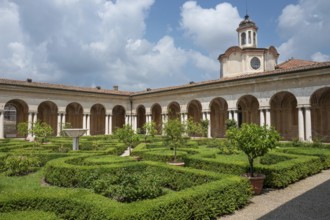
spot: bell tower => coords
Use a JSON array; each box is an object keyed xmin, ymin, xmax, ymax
[
  {"xmin": 237, "ymin": 15, "xmax": 258, "ymax": 48},
  {"xmin": 218, "ymin": 15, "xmax": 279, "ymax": 78}
]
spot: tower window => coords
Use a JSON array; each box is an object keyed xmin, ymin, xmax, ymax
[
  {"xmin": 253, "ymin": 32, "xmax": 256, "ymax": 46},
  {"xmin": 248, "ymin": 31, "xmax": 251, "ymax": 44},
  {"xmin": 241, "ymin": 33, "xmax": 246, "ymax": 45}
]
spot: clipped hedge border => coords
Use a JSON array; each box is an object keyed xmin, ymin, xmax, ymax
[
  {"xmin": 277, "ymin": 147, "xmax": 330, "ymax": 169},
  {"xmin": 39, "ymin": 156, "xmax": 252, "ymax": 219},
  {"xmin": 1, "ymin": 170, "xmax": 251, "ymax": 220},
  {"xmin": 185, "ymin": 151, "xmax": 324, "ymax": 188}
]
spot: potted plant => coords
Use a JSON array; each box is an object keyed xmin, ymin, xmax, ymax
[
  {"xmin": 226, "ymin": 123, "xmax": 280, "ymax": 194},
  {"xmin": 163, "ymin": 118, "xmax": 187, "ymax": 166}
]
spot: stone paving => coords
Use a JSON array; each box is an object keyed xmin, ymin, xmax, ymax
[{"xmin": 220, "ymin": 169, "xmax": 330, "ymax": 220}]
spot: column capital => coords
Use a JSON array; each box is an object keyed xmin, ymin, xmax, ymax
[
  {"xmin": 259, "ymin": 106, "xmax": 270, "ymax": 110},
  {"xmin": 297, "ymin": 104, "xmax": 311, "ymax": 109}
]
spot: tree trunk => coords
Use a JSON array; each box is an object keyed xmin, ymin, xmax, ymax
[
  {"xmin": 174, "ymin": 146, "xmax": 177, "ymax": 162},
  {"xmin": 248, "ymin": 157, "xmax": 254, "ymax": 177}
]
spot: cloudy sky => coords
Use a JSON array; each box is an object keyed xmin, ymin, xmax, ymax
[{"xmin": 0, "ymin": 0, "xmax": 329, "ymax": 91}]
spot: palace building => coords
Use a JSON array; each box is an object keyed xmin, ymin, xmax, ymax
[{"xmin": 0, "ymin": 15, "xmax": 329, "ymax": 142}]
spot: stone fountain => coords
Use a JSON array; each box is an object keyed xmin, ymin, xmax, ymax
[{"xmin": 62, "ymin": 128, "xmax": 88, "ymax": 151}]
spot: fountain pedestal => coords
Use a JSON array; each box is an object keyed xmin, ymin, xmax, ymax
[{"xmin": 62, "ymin": 129, "xmax": 88, "ymax": 151}]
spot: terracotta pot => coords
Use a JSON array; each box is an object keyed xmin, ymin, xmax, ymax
[
  {"xmin": 167, "ymin": 162, "xmax": 185, "ymax": 166},
  {"xmin": 241, "ymin": 173, "xmax": 266, "ymax": 195}
]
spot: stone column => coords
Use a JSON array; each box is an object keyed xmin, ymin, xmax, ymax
[
  {"xmin": 0, "ymin": 111, "xmax": 4, "ymax": 139},
  {"xmin": 57, "ymin": 113, "xmax": 61, "ymax": 137},
  {"xmin": 265, "ymin": 109, "xmax": 271, "ymax": 127},
  {"xmin": 133, "ymin": 115, "xmax": 137, "ymax": 132},
  {"xmin": 83, "ymin": 114, "xmax": 87, "ymax": 130},
  {"xmin": 305, "ymin": 107, "xmax": 312, "ymax": 142},
  {"xmin": 125, "ymin": 115, "xmax": 129, "ymax": 125},
  {"xmin": 205, "ymin": 111, "xmax": 211, "ymax": 138},
  {"xmin": 298, "ymin": 107, "xmax": 305, "ymax": 141},
  {"xmin": 27, "ymin": 112, "xmax": 33, "ymax": 139},
  {"xmin": 86, "ymin": 114, "xmax": 90, "ymax": 135},
  {"xmin": 33, "ymin": 112, "xmax": 38, "ymax": 124},
  {"xmin": 109, "ymin": 115, "xmax": 112, "ymax": 135},
  {"xmin": 259, "ymin": 109, "xmax": 265, "ymax": 126},
  {"xmin": 233, "ymin": 110, "xmax": 238, "ymax": 124},
  {"xmin": 105, "ymin": 115, "xmax": 109, "ymax": 135},
  {"xmin": 161, "ymin": 114, "xmax": 166, "ymax": 135},
  {"xmin": 32, "ymin": 112, "xmax": 38, "ymax": 138},
  {"xmin": 228, "ymin": 110, "xmax": 233, "ymax": 120},
  {"xmin": 62, "ymin": 114, "xmax": 66, "ymax": 127}
]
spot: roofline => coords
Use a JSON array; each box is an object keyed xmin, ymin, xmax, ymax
[
  {"xmin": 1, "ymin": 61, "xmax": 330, "ymax": 98},
  {"xmin": 131, "ymin": 61, "xmax": 330, "ymax": 97}
]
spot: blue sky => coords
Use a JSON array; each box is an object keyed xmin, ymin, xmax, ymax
[{"xmin": 0, "ymin": 0, "xmax": 329, "ymax": 91}]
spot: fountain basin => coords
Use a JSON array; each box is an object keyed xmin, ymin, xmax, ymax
[{"xmin": 63, "ymin": 129, "xmax": 88, "ymax": 151}]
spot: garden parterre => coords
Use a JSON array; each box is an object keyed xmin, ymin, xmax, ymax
[{"xmin": 0, "ymin": 136, "xmax": 329, "ymax": 219}]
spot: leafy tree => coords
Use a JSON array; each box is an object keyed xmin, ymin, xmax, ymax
[
  {"xmin": 143, "ymin": 121, "xmax": 158, "ymax": 143},
  {"xmin": 17, "ymin": 121, "xmax": 53, "ymax": 143},
  {"xmin": 114, "ymin": 125, "xmax": 139, "ymax": 155},
  {"xmin": 225, "ymin": 119, "xmax": 237, "ymax": 129},
  {"xmin": 32, "ymin": 121, "xmax": 53, "ymax": 143},
  {"xmin": 17, "ymin": 122, "xmax": 28, "ymax": 138},
  {"xmin": 226, "ymin": 123, "xmax": 280, "ymax": 176},
  {"xmin": 163, "ymin": 118, "xmax": 187, "ymax": 162},
  {"xmin": 186, "ymin": 118, "xmax": 209, "ymax": 137}
]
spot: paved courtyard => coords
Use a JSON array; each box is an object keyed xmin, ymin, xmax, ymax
[{"xmin": 220, "ymin": 169, "xmax": 330, "ymax": 220}]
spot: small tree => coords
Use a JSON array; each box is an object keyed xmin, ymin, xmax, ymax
[
  {"xmin": 143, "ymin": 121, "xmax": 158, "ymax": 143},
  {"xmin": 163, "ymin": 119, "xmax": 187, "ymax": 162},
  {"xmin": 32, "ymin": 121, "xmax": 53, "ymax": 143},
  {"xmin": 186, "ymin": 118, "xmax": 209, "ymax": 137},
  {"xmin": 226, "ymin": 123, "xmax": 280, "ymax": 177},
  {"xmin": 114, "ymin": 125, "xmax": 139, "ymax": 155},
  {"xmin": 18, "ymin": 121, "xmax": 53, "ymax": 143},
  {"xmin": 17, "ymin": 122, "xmax": 29, "ymax": 138},
  {"xmin": 226, "ymin": 119, "xmax": 237, "ymax": 129}
]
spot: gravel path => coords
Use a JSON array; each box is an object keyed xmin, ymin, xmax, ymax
[{"xmin": 220, "ymin": 169, "xmax": 330, "ymax": 220}]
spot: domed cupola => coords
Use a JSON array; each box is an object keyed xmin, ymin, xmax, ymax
[
  {"xmin": 218, "ymin": 14, "xmax": 279, "ymax": 78},
  {"xmin": 236, "ymin": 15, "xmax": 258, "ymax": 48}
]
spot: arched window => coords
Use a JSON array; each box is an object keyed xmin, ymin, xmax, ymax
[{"xmin": 241, "ymin": 32, "xmax": 246, "ymax": 45}]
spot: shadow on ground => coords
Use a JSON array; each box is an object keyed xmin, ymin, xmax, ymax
[{"xmin": 258, "ymin": 180, "xmax": 330, "ymax": 220}]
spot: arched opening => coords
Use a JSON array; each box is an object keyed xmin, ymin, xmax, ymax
[
  {"xmin": 241, "ymin": 32, "xmax": 246, "ymax": 45},
  {"xmin": 112, "ymin": 105, "xmax": 125, "ymax": 132},
  {"xmin": 310, "ymin": 87, "xmax": 330, "ymax": 142},
  {"xmin": 136, "ymin": 105, "xmax": 146, "ymax": 134},
  {"xmin": 151, "ymin": 104, "xmax": 162, "ymax": 134},
  {"xmin": 210, "ymin": 98, "xmax": 228, "ymax": 138},
  {"xmin": 187, "ymin": 100, "xmax": 202, "ymax": 123},
  {"xmin": 38, "ymin": 101, "xmax": 58, "ymax": 136},
  {"xmin": 90, "ymin": 104, "xmax": 105, "ymax": 135},
  {"xmin": 168, "ymin": 102, "xmax": 181, "ymax": 120},
  {"xmin": 237, "ymin": 95, "xmax": 259, "ymax": 127},
  {"xmin": 66, "ymin": 102, "xmax": 83, "ymax": 128},
  {"xmin": 270, "ymin": 92, "xmax": 298, "ymax": 140},
  {"xmin": 4, "ymin": 99, "xmax": 28, "ymax": 138}
]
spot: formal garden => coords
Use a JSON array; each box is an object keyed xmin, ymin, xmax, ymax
[{"xmin": 0, "ymin": 120, "xmax": 329, "ymax": 219}]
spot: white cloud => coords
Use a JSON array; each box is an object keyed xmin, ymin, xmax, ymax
[
  {"xmin": 277, "ymin": 0, "xmax": 330, "ymax": 62},
  {"xmin": 180, "ymin": 1, "xmax": 241, "ymax": 56},
  {"xmin": 311, "ymin": 52, "xmax": 330, "ymax": 62},
  {"xmin": 0, "ymin": 0, "xmax": 220, "ymax": 91}
]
